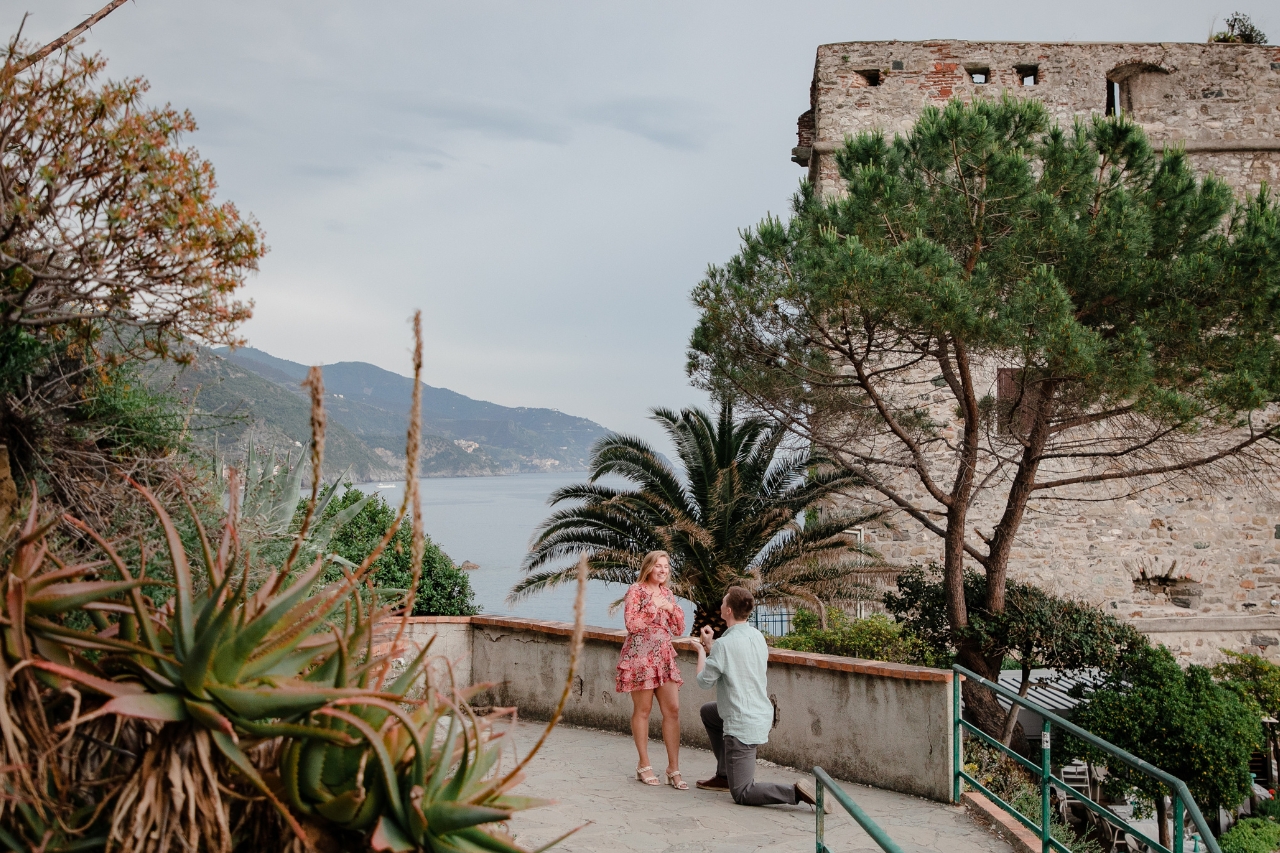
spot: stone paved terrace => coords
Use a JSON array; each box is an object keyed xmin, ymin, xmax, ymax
[{"xmin": 503, "ymin": 721, "xmax": 1014, "ymax": 853}]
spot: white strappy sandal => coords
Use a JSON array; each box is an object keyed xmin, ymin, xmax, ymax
[
  {"xmin": 635, "ymin": 765, "xmax": 661, "ymax": 786},
  {"xmin": 665, "ymin": 769, "xmax": 689, "ymax": 791}
]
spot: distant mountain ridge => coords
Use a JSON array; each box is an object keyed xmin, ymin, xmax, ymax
[{"xmin": 150, "ymin": 346, "xmax": 611, "ymax": 481}]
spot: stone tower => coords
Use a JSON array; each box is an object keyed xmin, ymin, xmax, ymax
[{"xmin": 792, "ymin": 40, "xmax": 1280, "ymax": 663}]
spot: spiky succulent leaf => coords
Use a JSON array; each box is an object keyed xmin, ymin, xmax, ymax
[{"xmin": 99, "ymin": 693, "xmax": 189, "ymax": 722}]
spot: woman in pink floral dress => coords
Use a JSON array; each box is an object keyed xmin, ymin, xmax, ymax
[{"xmin": 617, "ymin": 550, "xmax": 688, "ymax": 789}]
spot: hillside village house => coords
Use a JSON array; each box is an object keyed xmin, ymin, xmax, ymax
[{"xmin": 792, "ymin": 40, "xmax": 1280, "ymax": 663}]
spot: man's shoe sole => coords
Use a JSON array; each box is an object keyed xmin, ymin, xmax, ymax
[
  {"xmin": 795, "ymin": 779, "xmax": 830, "ymax": 813},
  {"xmin": 696, "ymin": 781, "xmax": 731, "ymax": 792}
]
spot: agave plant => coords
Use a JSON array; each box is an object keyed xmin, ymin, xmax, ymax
[
  {"xmin": 281, "ymin": 560, "xmax": 591, "ymax": 853},
  {"xmin": 0, "ymin": 316, "xmax": 584, "ymax": 853},
  {"xmin": 53, "ymin": 477, "xmax": 403, "ymax": 845},
  {"xmin": 0, "ymin": 489, "xmax": 153, "ymax": 852},
  {"xmin": 225, "ymin": 442, "xmax": 376, "ymax": 568}
]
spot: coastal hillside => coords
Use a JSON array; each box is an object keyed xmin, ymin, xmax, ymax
[
  {"xmin": 148, "ymin": 347, "xmax": 610, "ymax": 480},
  {"xmin": 144, "ymin": 352, "xmax": 408, "ymax": 482}
]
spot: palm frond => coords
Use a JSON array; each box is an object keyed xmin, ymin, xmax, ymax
[{"xmin": 513, "ymin": 399, "xmax": 886, "ymax": 618}]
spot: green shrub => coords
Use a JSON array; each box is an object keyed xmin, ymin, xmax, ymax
[
  {"xmin": 771, "ymin": 608, "xmax": 946, "ymax": 667},
  {"xmin": 321, "ymin": 486, "xmax": 479, "ymax": 616},
  {"xmin": 1066, "ymin": 643, "xmax": 1262, "ymax": 815},
  {"xmin": 885, "ymin": 564, "xmax": 1145, "ymax": 676},
  {"xmin": 72, "ymin": 361, "xmax": 191, "ymax": 457},
  {"xmin": 1221, "ymin": 818, "xmax": 1280, "ymax": 853},
  {"xmin": 1214, "ymin": 650, "xmax": 1280, "ymax": 720},
  {"xmin": 1255, "ymin": 796, "xmax": 1280, "ymax": 822}
]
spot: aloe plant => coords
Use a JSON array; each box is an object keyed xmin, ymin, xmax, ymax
[
  {"xmin": 227, "ymin": 443, "xmax": 375, "ymax": 564},
  {"xmin": 1, "ymin": 473, "xmax": 399, "ymax": 853},
  {"xmin": 0, "ymin": 489, "xmax": 154, "ymax": 853},
  {"xmin": 278, "ymin": 559, "xmax": 592, "ymax": 853},
  {"xmin": 0, "ymin": 318, "xmax": 585, "ymax": 852},
  {"xmin": 281, "ymin": 640, "xmax": 571, "ymax": 853},
  {"xmin": 2, "ymin": 490, "xmax": 148, "ymax": 672}
]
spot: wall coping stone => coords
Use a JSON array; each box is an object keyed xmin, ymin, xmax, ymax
[
  {"xmin": 1125, "ymin": 614, "xmax": 1280, "ymax": 632},
  {"xmin": 394, "ymin": 615, "xmax": 474, "ymax": 624},
  {"xmin": 400, "ymin": 615, "xmax": 954, "ymax": 683},
  {"xmin": 962, "ymin": 792, "xmax": 1040, "ymax": 853}
]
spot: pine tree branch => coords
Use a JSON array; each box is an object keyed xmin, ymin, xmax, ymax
[
  {"xmin": 9, "ymin": 0, "xmax": 130, "ymax": 74},
  {"xmin": 1032, "ymin": 425, "xmax": 1280, "ymax": 491}
]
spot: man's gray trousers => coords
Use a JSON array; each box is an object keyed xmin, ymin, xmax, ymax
[{"xmin": 700, "ymin": 701, "xmax": 797, "ymax": 806}]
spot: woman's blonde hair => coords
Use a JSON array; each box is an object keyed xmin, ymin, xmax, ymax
[{"xmin": 637, "ymin": 550, "xmax": 671, "ymax": 586}]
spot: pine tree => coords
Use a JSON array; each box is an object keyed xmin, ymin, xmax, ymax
[{"xmin": 690, "ymin": 96, "xmax": 1280, "ymax": 735}]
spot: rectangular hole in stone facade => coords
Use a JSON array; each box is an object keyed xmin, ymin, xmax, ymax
[
  {"xmin": 1015, "ymin": 64, "xmax": 1038, "ymax": 86},
  {"xmin": 967, "ymin": 66, "xmax": 990, "ymax": 84},
  {"xmin": 997, "ymin": 367, "xmax": 1033, "ymax": 434},
  {"xmin": 891, "ymin": 60, "xmax": 904, "ymax": 70},
  {"xmin": 856, "ymin": 69, "xmax": 881, "ymax": 87},
  {"xmin": 1106, "ymin": 79, "xmax": 1121, "ymax": 115}
]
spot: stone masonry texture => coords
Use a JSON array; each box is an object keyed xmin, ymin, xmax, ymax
[{"xmin": 795, "ymin": 41, "xmax": 1280, "ymax": 664}]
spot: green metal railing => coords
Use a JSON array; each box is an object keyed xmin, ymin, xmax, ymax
[
  {"xmin": 813, "ymin": 766, "xmax": 903, "ymax": 853},
  {"xmin": 953, "ymin": 664, "xmax": 1221, "ymax": 853}
]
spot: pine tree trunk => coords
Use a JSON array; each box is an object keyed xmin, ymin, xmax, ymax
[
  {"xmin": 1000, "ymin": 665, "xmax": 1032, "ymax": 747},
  {"xmin": 1156, "ymin": 795, "xmax": 1171, "ymax": 850},
  {"xmin": 958, "ymin": 642, "xmax": 1028, "ymax": 753},
  {"xmin": 691, "ymin": 604, "xmax": 728, "ymax": 639}
]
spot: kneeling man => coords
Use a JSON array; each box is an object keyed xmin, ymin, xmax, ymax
[{"xmin": 694, "ymin": 585, "xmax": 819, "ymax": 808}]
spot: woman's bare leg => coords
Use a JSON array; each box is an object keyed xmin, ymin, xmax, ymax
[
  {"xmin": 630, "ymin": 689, "xmax": 656, "ymax": 776},
  {"xmin": 655, "ymin": 680, "xmax": 681, "ymax": 775}
]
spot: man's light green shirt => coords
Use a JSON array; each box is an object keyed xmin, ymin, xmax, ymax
[{"xmin": 695, "ymin": 622, "xmax": 773, "ymax": 745}]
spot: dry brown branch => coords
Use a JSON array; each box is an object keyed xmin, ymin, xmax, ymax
[
  {"xmin": 277, "ymin": 367, "xmax": 326, "ymax": 584},
  {"xmin": 495, "ymin": 554, "xmax": 587, "ymax": 789},
  {"xmin": 8, "ymin": 1, "xmax": 131, "ymax": 75},
  {"xmin": 384, "ymin": 312, "xmax": 425, "ymax": 687}
]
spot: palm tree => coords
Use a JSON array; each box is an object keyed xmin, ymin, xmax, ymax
[{"xmin": 510, "ymin": 404, "xmax": 885, "ymax": 636}]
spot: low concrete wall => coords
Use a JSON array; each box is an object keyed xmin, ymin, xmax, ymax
[
  {"xmin": 461, "ymin": 615, "xmax": 956, "ymax": 802},
  {"xmin": 374, "ymin": 616, "xmax": 474, "ymax": 689}
]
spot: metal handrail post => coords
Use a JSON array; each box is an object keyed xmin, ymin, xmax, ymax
[
  {"xmin": 816, "ymin": 783, "xmax": 826, "ymax": 853},
  {"xmin": 953, "ymin": 673, "xmax": 962, "ymax": 803},
  {"xmin": 1041, "ymin": 721, "xmax": 1052, "ymax": 853},
  {"xmin": 1174, "ymin": 793, "xmax": 1184, "ymax": 853}
]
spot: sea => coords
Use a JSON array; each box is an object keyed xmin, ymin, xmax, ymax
[{"xmin": 351, "ymin": 472, "xmax": 694, "ymax": 631}]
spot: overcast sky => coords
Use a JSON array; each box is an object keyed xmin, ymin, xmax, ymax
[{"xmin": 5, "ymin": 1, "xmax": 1272, "ymax": 448}]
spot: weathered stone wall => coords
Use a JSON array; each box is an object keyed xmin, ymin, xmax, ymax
[
  {"xmin": 796, "ymin": 40, "xmax": 1280, "ymax": 664},
  {"xmin": 797, "ymin": 40, "xmax": 1280, "ymax": 198},
  {"xmin": 860, "ymin": 470, "xmax": 1280, "ymax": 664}
]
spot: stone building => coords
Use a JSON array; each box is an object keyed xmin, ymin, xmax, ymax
[{"xmin": 792, "ymin": 40, "xmax": 1280, "ymax": 663}]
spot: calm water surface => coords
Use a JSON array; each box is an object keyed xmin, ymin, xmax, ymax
[{"xmin": 353, "ymin": 473, "xmax": 693, "ymax": 631}]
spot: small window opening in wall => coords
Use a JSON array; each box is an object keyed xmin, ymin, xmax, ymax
[
  {"xmin": 1105, "ymin": 79, "xmax": 1121, "ymax": 116},
  {"xmin": 968, "ymin": 66, "xmax": 990, "ymax": 85},
  {"xmin": 1015, "ymin": 64, "xmax": 1038, "ymax": 86},
  {"xmin": 856, "ymin": 69, "xmax": 881, "ymax": 87}
]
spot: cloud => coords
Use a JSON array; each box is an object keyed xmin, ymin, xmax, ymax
[
  {"xmin": 295, "ymin": 163, "xmax": 359, "ymax": 179},
  {"xmin": 392, "ymin": 95, "xmax": 573, "ymax": 146},
  {"xmin": 578, "ymin": 96, "xmax": 714, "ymax": 151}
]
